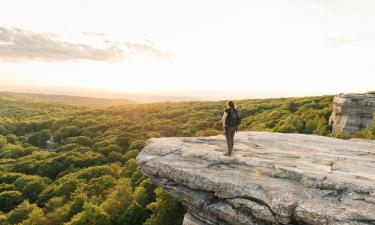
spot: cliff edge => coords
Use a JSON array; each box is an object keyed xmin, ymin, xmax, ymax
[
  {"xmin": 137, "ymin": 132, "xmax": 375, "ymax": 225},
  {"xmin": 329, "ymin": 93, "xmax": 375, "ymax": 136}
]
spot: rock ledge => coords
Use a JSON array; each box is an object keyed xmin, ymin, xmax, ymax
[
  {"xmin": 329, "ymin": 93, "xmax": 375, "ymax": 136},
  {"xmin": 137, "ymin": 132, "xmax": 375, "ymax": 225}
]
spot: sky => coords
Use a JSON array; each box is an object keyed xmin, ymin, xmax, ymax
[{"xmin": 0, "ymin": 0, "xmax": 374, "ymax": 99}]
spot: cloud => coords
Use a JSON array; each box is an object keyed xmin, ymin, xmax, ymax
[
  {"xmin": 320, "ymin": 37, "xmax": 357, "ymax": 48},
  {"xmin": 0, "ymin": 27, "xmax": 169, "ymax": 63},
  {"xmin": 124, "ymin": 40, "xmax": 170, "ymax": 60}
]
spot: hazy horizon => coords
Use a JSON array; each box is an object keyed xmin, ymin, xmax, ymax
[
  {"xmin": 0, "ymin": 84, "xmax": 359, "ymax": 103},
  {"xmin": 1, "ymin": 0, "xmax": 375, "ymax": 97}
]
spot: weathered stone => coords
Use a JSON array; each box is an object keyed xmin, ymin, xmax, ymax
[
  {"xmin": 137, "ymin": 132, "xmax": 375, "ymax": 225},
  {"xmin": 329, "ymin": 93, "xmax": 375, "ymax": 136}
]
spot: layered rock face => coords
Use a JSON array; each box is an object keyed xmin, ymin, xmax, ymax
[
  {"xmin": 137, "ymin": 132, "xmax": 375, "ymax": 225},
  {"xmin": 329, "ymin": 93, "xmax": 375, "ymax": 136}
]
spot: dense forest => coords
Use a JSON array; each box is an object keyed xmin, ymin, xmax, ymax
[{"xmin": 0, "ymin": 93, "xmax": 374, "ymax": 225}]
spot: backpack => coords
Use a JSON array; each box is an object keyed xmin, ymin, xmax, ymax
[{"xmin": 227, "ymin": 108, "xmax": 241, "ymax": 126}]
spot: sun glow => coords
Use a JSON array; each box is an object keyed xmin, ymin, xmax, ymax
[{"xmin": 1, "ymin": 0, "xmax": 375, "ymax": 98}]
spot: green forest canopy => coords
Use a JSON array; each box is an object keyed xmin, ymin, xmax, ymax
[{"xmin": 0, "ymin": 93, "xmax": 374, "ymax": 225}]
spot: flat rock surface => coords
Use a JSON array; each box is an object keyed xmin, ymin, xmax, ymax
[{"xmin": 137, "ymin": 132, "xmax": 375, "ymax": 225}]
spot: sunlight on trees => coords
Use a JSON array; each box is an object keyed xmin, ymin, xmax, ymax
[{"xmin": 0, "ymin": 94, "xmax": 356, "ymax": 225}]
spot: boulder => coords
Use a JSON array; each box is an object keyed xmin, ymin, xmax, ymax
[{"xmin": 137, "ymin": 132, "xmax": 375, "ymax": 225}]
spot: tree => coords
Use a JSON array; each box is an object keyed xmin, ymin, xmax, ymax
[
  {"xmin": 58, "ymin": 126, "xmax": 81, "ymax": 139},
  {"xmin": 5, "ymin": 200, "xmax": 40, "ymax": 224},
  {"xmin": 37, "ymin": 129, "xmax": 51, "ymax": 148},
  {"xmin": 22, "ymin": 206, "xmax": 44, "ymax": 225},
  {"xmin": 0, "ymin": 191, "xmax": 23, "ymax": 212},
  {"xmin": 18, "ymin": 135, "xmax": 28, "ymax": 144},
  {"xmin": 84, "ymin": 175, "xmax": 116, "ymax": 201},
  {"xmin": 122, "ymin": 149, "xmax": 139, "ymax": 162},
  {"xmin": 97, "ymin": 144, "xmax": 121, "ymax": 157},
  {"xmin": 77, "ymin": 165, "xmax": 119, "ymax": 181},
  {"xmin": 0, "ymin": 135, "xmax": 7, "ymax": 149},
  {"xmin": 122, "ymin": 159, "xmax": 138, "ymax": 177},
  {"xmin": 136, "ymin": 179, "xmax": 156, "ymax": 206},
  {"xmin": 0, "ymin": 173, "xmax": 24, "ymax": 184},
  {"xmin": 116, "ymin": 133, "xmax": 132, "ymax": 149},
  {"xmin": 22, "ymin": 180, "xmax": 46, "ymax": 203},
  {"xmin": 133, "ymin": 186, "xmax": 153, "ymax": 208},
  {"xmin": 27, "ymin": 129, "xmax": 51, "ymax": 148},
  {"xmin": 27, "ymin": 133, "xmax": 39, "ymax": 147},
  {"xmin": 128, "ymin": 140, "xmax": 146, "ymax": 150},
  {"xmin": 131, "ymin": 167, "xmax": 144, "ymax": 188},
  {"xmin": 0, "ymin": 125, "xmax": 6, "ymax": 135},
  {"xmin": 53, "ymin": 179, "xmax": 81, "ymax": 199},
  {"xmin": 65, "ymin": 193, "xmax": 88, "ymax": 222},
  {"xmin": 38, "ymin": 179, "xmax": 81, "ymax": 204},
  {"xmin": 275, "ymin": 115, "xmax": 306, "ymax": 133},
  {"xmin": 44, "ymin": 197, "xmax": 66, "ymax": 213},
  {"xmin": 107, "ymin": 151, "xmax": 123, "ymax": 163},
  {"xmin": 0, "ymin": 213, "xmax": 5, "ymax": 224},
  {"xmin": 287, "ymin": 101, "xmax": 298, "ymax": 113},
  {"xmin": 118, "ymin": 202, "xmax": 149, "ymax": 225},
  {"xmin": 5, "ymin": 134, "xmax": 18, "ymax": 144},
  {"xmin": 0, "ymin": 183, "xmax": 16, "ymax": 192},
  {"xmin": 67, "ymin": 136, "xmax": 93, "ymax": 147},
  {"xmin": 36, "ymin": 160, "xmax": 64, "ymax": 179},
  {"xmin": 144, "ymin": 188, "xmax": 186, "ymax": 225},
  {"xmin": 101, "ymin": 178, "xmax": 133, "ymax": 225},
  {"xmin": 66, "ymin": 202, "xmax": 110, "ymax": 225},
  {"xmin": 1, "ymin": 144, "xmax": 36, "ymax": 159},
  {"xmin": 41, "ymin": 201, "xmax": 71, "ymax": 225}
]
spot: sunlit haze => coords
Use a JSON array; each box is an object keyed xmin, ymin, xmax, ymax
[{"xmin": 1, "ymin": 0, "xmax": 374, "ymax": 100}]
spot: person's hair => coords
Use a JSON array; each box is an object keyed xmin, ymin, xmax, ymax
[{"xmin": 227, "ymin": 100, "xmax": 235, "ymax": 108}]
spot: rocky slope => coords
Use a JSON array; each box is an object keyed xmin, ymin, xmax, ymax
[
  {"xmin": 329, "ymin": 93, "xmax": 375, "ymax": 136},
  {"xmin": 137, "ymin": 132, "xmax": 375, "ymax": 225}
]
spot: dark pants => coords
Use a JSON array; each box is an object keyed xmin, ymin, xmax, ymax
[{"xmin": 224, "ymin": 126, "xmax": 236, "ymax": 154}]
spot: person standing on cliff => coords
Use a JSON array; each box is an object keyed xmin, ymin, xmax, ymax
[{"xmin": 222, "ymin": 101, "xmax": 241, "ymax": 156}]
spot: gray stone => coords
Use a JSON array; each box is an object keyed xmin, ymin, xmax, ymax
[
  {"xmin": 137, "ymin": 132, "xmax": 375, "ymax": 225},
  {"xmin": 329, "ymin": 93, "xmax": 375, "ymax": 136}
]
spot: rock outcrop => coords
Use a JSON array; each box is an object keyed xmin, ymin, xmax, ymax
[
  {"xmin": 329, "ymin": 93, "xmax": 375, "ymax": 136},
  {"xmin": 137, "ymin": 132, "xmax": 375, "ymax": 225}
]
